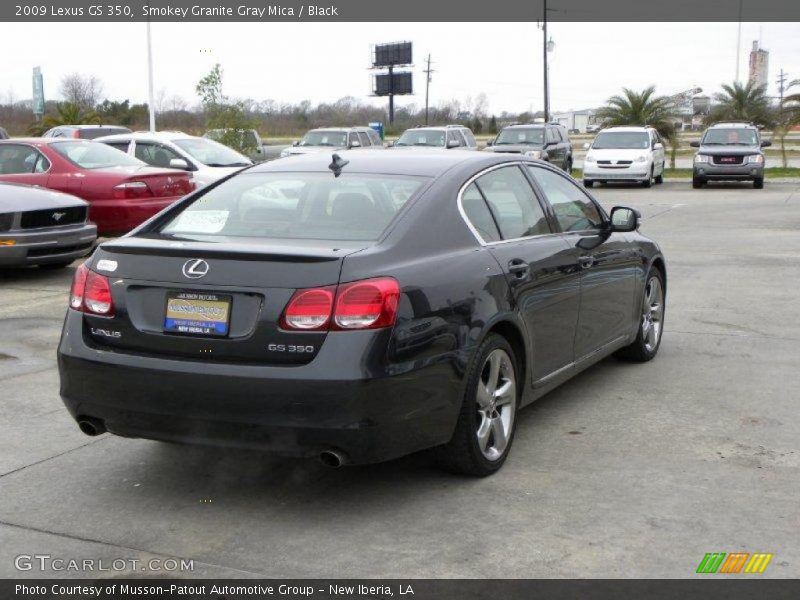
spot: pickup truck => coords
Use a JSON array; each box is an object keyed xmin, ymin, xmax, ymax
[{"xmin": 203, "ymin": 129, "xmax": 288, "ymax": 162}]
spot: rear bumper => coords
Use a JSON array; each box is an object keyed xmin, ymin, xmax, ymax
[
  {"xmin": 88, "ymin": 196, "xmax": 183, "ymax": 234},
  {"xmin": 0, "ymin": 222, "xmax": 96, "ymax": 266},
  {"xmin": 57, "ymin": 312, "xmax": 461, "ymax": 464},
  {"xmin": 693, "ymin": 164, "xmax": 763, "ymax": 181}
]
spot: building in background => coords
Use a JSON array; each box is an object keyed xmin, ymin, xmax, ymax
[
  {"xmin": 551, "ymin": 108, "xmax": 596, "ymax": 133},
  {"xmin": 748, "ymin": 40, "xmax": 769, "ymax": 91}
]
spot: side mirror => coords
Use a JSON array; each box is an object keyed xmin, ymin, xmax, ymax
[
  {"xmin": 609, "ymin": 206, "xmax": 640, "ymax": 232},
  {"xmin": 292, "ymin": 140, "xmax": 300, "ymax": 147},
  {"xmin": 447, "ymin": 139, "xmax": 462, "ymax": 148},
  {"xmin": 689, "ymin": 140, "xmax": 700, "ymax": 148},
  {"xmin": 761, "ymin": 140, "xmax": 771, "ymax": 147},
  {"xmin": 583, "ymin": 142, "xmax": 591, "ymax": 150},
  {"xmin": 387, "ymin": 140, "xmax": 396, "ymax": 147},
  {"xmin": 169, "ymin": 158, "xmax": 190, "ymax": 170},
  {"xmin": 486, "ymin": 139, "xmax": 493, "ymax": 147}
]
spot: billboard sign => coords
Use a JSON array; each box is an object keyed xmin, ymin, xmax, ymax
[{"xmin": 32, "ymin": 67, "xmax": 45, "ymax": 118}]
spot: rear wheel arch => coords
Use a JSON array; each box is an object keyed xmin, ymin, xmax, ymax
[
  {"xmin": 484, "ymin": 319, "xmax": 527, "ymax": 390},
  {"xmin": 649, "ymin": 257, "xmax": 667, "ymax": 295}
]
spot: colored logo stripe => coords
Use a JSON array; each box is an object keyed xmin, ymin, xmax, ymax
[
  {"xmin": 719, "ymin": 553, "xmax": 749, "ymax": 573},
  {"xmin": 697, "ymin": 553, "xmax": 726, "ymax": 573},
  {"xmin": 744, "ymin": 553, "xmax": 773, "ymax": 574}
]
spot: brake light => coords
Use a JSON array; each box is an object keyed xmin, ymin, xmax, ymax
[
  {"xmin": 333, "ymin": 278, "xmax": 400, "ymax": 330},
  {"xmin": 281, "ymin": 286, "xmax": 335, "ymax": 330},
  {"xmin": 69, "ymin": 263, "xmax": 114, "ymax": 316},
  {"xmin": 280, "ymin": 278, "xmax": 400, "ymax": 332},
  {"xmin": 113, "ymin": 181, "xmax": 152, "ymax": 199},
  {"xmin": 72, "ymin": 130, "xmax": 81, "ymax": 139}
]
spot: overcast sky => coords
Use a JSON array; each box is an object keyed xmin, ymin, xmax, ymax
[{"xmin": 1, "ymin": 21, "xmax": 798, "ymax": 115}]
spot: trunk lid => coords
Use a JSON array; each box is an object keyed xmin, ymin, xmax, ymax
[{"xmin": 83, "ymin": 237, "xmax": 368, "ymax": 364}]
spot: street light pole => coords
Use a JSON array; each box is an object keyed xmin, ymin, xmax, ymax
[
  {"xmin": 543, "ymin": 0, "xmax": 549, "ymax": 122},
  {"xmin": 146, "ymin": 20, "xmax": 156, "ymax": 133}
]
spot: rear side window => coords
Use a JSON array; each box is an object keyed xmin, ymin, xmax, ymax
[
  {"xmin": 103, "ymin": 141, "xmax": 131, "ymax": 153},
  {"xmin": 357, "ymin": 132, "xmax": 371, "ymax": 147},
  {"xmin": 461, "ymin": 183, "xmax": 501, "ymax": 243},
  {"xmin": 474, "ymin": 166, "xmax": 550, "ymax": 239},
  {"xmin": 0, "ymin": 144, "xmax": 44, "ymax": 174},
  {"xmin": 367, "ymin": 129, "xmax": 382, "ymax": 145},
  {"xmin": 158, "ymin": 172, "xmax": 427, "ymax": 242},
  {"xmin": 527, "ymin": 166, "xmax": 603, "ymax": 232},
  {"xmin": 135, "ymin": 142, "xmax": 182, "ymax": 168},
  {"xmin": 80, "ymin": 127, "xmax": 131, "ymax": 140}
]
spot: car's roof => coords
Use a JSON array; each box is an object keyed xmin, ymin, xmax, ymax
[
  {"xmin": 0, "ymin": 137, "xmax": 95, "ymax": 145},
  {"xmin": 250, "ymin": 148, "xmax": 522, "ymax": 177},
  {"xmin": 600, "ymin": 126, "xmax": 651, "ymax": 132},
  {"xmin": 503, "ymin": 124, "xmax": 546, "ymax": 129},
  {"xmin": 95, "ymin": 131, "xmax": 193, "ymax": 142},
  {"xmin": 50, "ymin": 124, "xmax": 129, "ymax": 130},
  {"xmin": 708, "ymin": 122, "xmax": 756, "ymax": 129},
  {"xmin": 309, "ymin": 127, "xmax": 369, "ymax": 133}
]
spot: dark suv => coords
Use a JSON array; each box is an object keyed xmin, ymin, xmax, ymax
[
  {"xmin": 41, "ymin": 125, "xmax": 132, "ymax": 140},
  {"xmin": 691, "ymin": 122, "xmax": 771, "ymax": 189},
  {"xmin": 485, "ymin": 123, "xmax": 573, "ymax": 172}
]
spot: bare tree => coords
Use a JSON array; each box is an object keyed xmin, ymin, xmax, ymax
[{"xmin": 60, "ymin": 73, "xmax": 103, "ymax": 110}]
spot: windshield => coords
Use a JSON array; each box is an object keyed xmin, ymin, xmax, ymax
[
  {"xmin": 156, "ymin": 172, "xmax": 427, "ymax": 242},
  {"xmin": 173, "ymin": 138, "xmax": 251, "ymax": 167},
  {"xmin": 702, "ymin": 128, "xmax": 758, "ymax": 146},
  {"xmin": 494, "ymin": 128, "xmax": 545, "ymax": 145},
  {"xmin": 592, "ymin": 132, "xmax": 650, "ymax": 150},
  {"xmin": 396, "ymin": 130, "xmax": 446, "ymax": 147},
  {"xmin": 50, "ymin": 141, "xmax": 144, "ymax": 169},
  {"xmin": 299, "ymin": 131, "xmax": 348, "ymax": 147}
]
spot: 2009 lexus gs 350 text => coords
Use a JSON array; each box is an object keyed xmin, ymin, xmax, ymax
[{"xmin": 58, "ymin": 150, "xmax": 666, "ymax": 476}]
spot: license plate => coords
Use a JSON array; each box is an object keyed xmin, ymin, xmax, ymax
[{"xmin": 164, "ymin": 292, "xmax": 231, "ymax": 337}]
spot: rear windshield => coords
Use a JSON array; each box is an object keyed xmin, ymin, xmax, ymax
[
  {"xmin": 592, "ymin": 132, "xmax": 650, "ymax": 150},
  {"xmin": 156, "ymin": 172, "xmax": 427, "ymax": 241},
  {"xmin": 495, "ymin": 128, "xmax": 545, "ymax": 145},
  {"xmin": 80, "ymin": 127, "xmax": 131, "ymax": 140},
  {"xmin": 50, "ymin": 141, "xmax": 144, "ymax": 169},
  {"xmin": 702, "ymin": 128, "xmax": 758, "ymax": 146},
  {"xmin": 173, "ymin": 138, "xmax": 251, "ymax": 167}
]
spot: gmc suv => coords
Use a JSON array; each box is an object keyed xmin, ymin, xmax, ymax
[{"xmin": 691, "ymin": 122, "xmax": 771, "ymax": 189}]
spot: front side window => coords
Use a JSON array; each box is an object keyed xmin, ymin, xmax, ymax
[
  {"xmin": 173, "ymin": 138, "xmax": 250, "ymax": 167},
  {"xmin": 592, "ymin": 132, "xmax": 650, "ymax": 150},
  {"xmin": 0, "ymin": 145, "xmax": 44, "ymax": 174},
  {"xmin": 50, "ymin": 141, "xmax": 144, "ymax": 169},
  {"xmin": 156, "ymin": 172, "xmax": 427, "ymax": 242},
  {"xmin": 528, "ymin": 166, "xmax": 604, "ymax": 232},
  {"xmin": 462, "ymin": 129, "xmax": 477, "ymax": 147},
  {"xmin": 134, "ymin": 142, "xmax": 182, "ymax": 168},
  {"xmin": 474, "ymin": 166, "xmax": 550, "ymax": 240},
  {"xmin": 357, "ymin": 132, "xmax": 371, "ymax": 147}
]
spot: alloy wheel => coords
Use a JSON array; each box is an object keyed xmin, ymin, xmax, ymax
[
  {"xmin": 475, "ymin": 349, "xmax": 516, "ymax": 461},
  {"xmin": 641, "ymin": 276, "xmax": 664, "ymax": 353}
]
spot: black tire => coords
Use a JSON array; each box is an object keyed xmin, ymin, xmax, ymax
[
  {"xmin": 754, "ymin": 177, "xmax": 764, "ymax": 189},
  {"xmin": 436, "ymin": 333, "xmax": 520, "ymax": 477},
  {"xmin": 583, "ymin": 179, "xmax": 594, "ymax": 188},
  {"xmin": 615, "ymin": 268, "xmax": 665, "ymax": 363},
  {"xmin": 565, "ymin": 158, "xmax": 573, "ymax": 173},
  {"xmin": 38, "ymin": 261, "xmax": 74, "ymax": 269},
  {"xmin": 692, "ymin": 177, "xmax": 704, "ymax": 189},
  {"xmin": 642, "ymin": 166, "xmax": 653, "ymax": 188},
  {"xmin": 654, "ymin": 163, "xmax": 664, "ymax": 184}
]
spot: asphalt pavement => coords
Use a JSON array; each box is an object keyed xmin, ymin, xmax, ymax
[{"xmin": 0, "ymin": 181, "xmax": 798, "ymax": 579}]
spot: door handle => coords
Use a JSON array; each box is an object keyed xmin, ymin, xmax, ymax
[
  {"xmin": 507, "ymin": 259, "xmax": 530, "ymax": 279},
  {"xmin": 578, "ymin": 255, "xmax": 595, "ymax": 269}
]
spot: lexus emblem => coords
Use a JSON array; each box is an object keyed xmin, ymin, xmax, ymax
[
  {"xmin": 52, "ymin": 211, "xmax": 66, "ymax": 221},
  {"xmin": 182, "ymin": 259, "xmax": 209, "ymax": 279}
]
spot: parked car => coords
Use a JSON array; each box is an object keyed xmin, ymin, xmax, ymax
[
  {"xmin": 203, "ymin": 129, "xmax": 287, "ymax": 162},
  {"xmin": 582, "ymin": 126, "xmax": 666, "ymax": 188},
  {"xmin": 0, "ymin": 139, "xmax": 194, "ymax": 234},
  {"xmin": 392, "ymin": 125, "xmax": 478, "ymax": 150},
  {"xmin": 42, "ymin": 125, "xmax": 131, "ymax": 140},
  {"xmin": 485, "ymin": 123, "xmax": 572, "ymax": 171},
  {"xmin": 58, "ymin": 150, "xmax": 666, "ymax": 476},
  {"xmin": 96, "ymin": 131, "xmax": 252, "ymax": 189},
  {"xmin": 280, "ymin": 127, "xmax": 383, "ymax": 158},
  {"xmin": 690, "ymin": 122, "xmax": 770, "ymax": 189},
  {"xmin": 0, "ymin": 127, "xmax": 9, "ymax": 140},
  {"xmin": 0, "ymin": 182, "xmax": 97, "ymax": 268}
]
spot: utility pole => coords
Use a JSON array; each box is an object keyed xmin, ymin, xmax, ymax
[
  {"xmin": 543, "ymin": 0, "xmax": 549, "ymax": 122},
  {"xmin": 146, "ymin": 20, "xmax": 156, "ymax": 132},
  {"xmin": 734, "ymin": 0, "xmax": 743, "ymax": 82},
  {"xmin": 424, "ymin": 54, "xmax": 434, "ymax": 125},
  {"xmin": 777, "ymin": 69, "xmax": 788, "ymax": 104}
]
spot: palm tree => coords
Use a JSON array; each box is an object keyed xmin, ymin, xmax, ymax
[
  {"xmin": 28, "ymin": 102, "xmax": 100, "ymax": 135},
  {"xmin": 595, "ymin": 86, "xmax": 678, "ymax": 166},
  {"xmin": 776, "ymin": 79, "xmax": 800, "ymax": 168},
  {"xmin": 706, "ymin": 80, "xmax": 775, "ymax": 127}
]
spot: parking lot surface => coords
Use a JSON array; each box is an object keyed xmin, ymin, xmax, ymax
[{"xmin": 1, "ymin": 181, "xmax": 798, "ymax": 578}]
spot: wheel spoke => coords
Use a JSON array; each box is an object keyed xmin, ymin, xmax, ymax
[
  {"xmin": 493, "ymin": 379, "xmax": 514, "ymax": 404},
  {"xmin": 477, "ymin": 415, "xmax": 492, "ymax": 451},
  {"xmin": 491, "ymin": 417, "xmax": 508, "ymax": 452},
  {"xmin": 476, "ymin": 383, "xmax": 492, "ymax": 409},
  {"xmin": 486, "ymin": 352, "xmax": 501, "ymax": 395}
]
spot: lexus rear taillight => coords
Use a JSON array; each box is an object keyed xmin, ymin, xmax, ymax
[
  {"xmin": 69, "ymin": 263, "xmax": 115, "ymax": 316},
  {"xmin": 281, "ymin": 278, "xmax": 400, "ymax": 332},
  {"xmin": 71, "ymin": 130, "xmax": 81, "ymax": 139},
  {"xmin": 113, "ymin": 181, "xmax": 153, "ymax": 199},
  {"xmin": 281, "ymin": 286, "xmax": 335, "ymax": 330}
]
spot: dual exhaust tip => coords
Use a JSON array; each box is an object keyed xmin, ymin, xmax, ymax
[{"xmin": 76, "ymin": 418, "xmax": 347, "ymax": 468}]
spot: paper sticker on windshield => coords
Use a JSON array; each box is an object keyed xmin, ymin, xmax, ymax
[{"xmin": 172, "ymin": 210, "xmax": 229, "ymax": 233}]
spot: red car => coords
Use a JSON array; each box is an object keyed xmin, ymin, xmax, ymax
[{"xmin": 0, "ymin": 139, "xmax": 194, "ymax": 234}]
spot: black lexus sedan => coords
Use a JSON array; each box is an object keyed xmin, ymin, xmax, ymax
[{"xmin": 58, "ymin": 150, "xmax": 666, "ymax": 476}]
